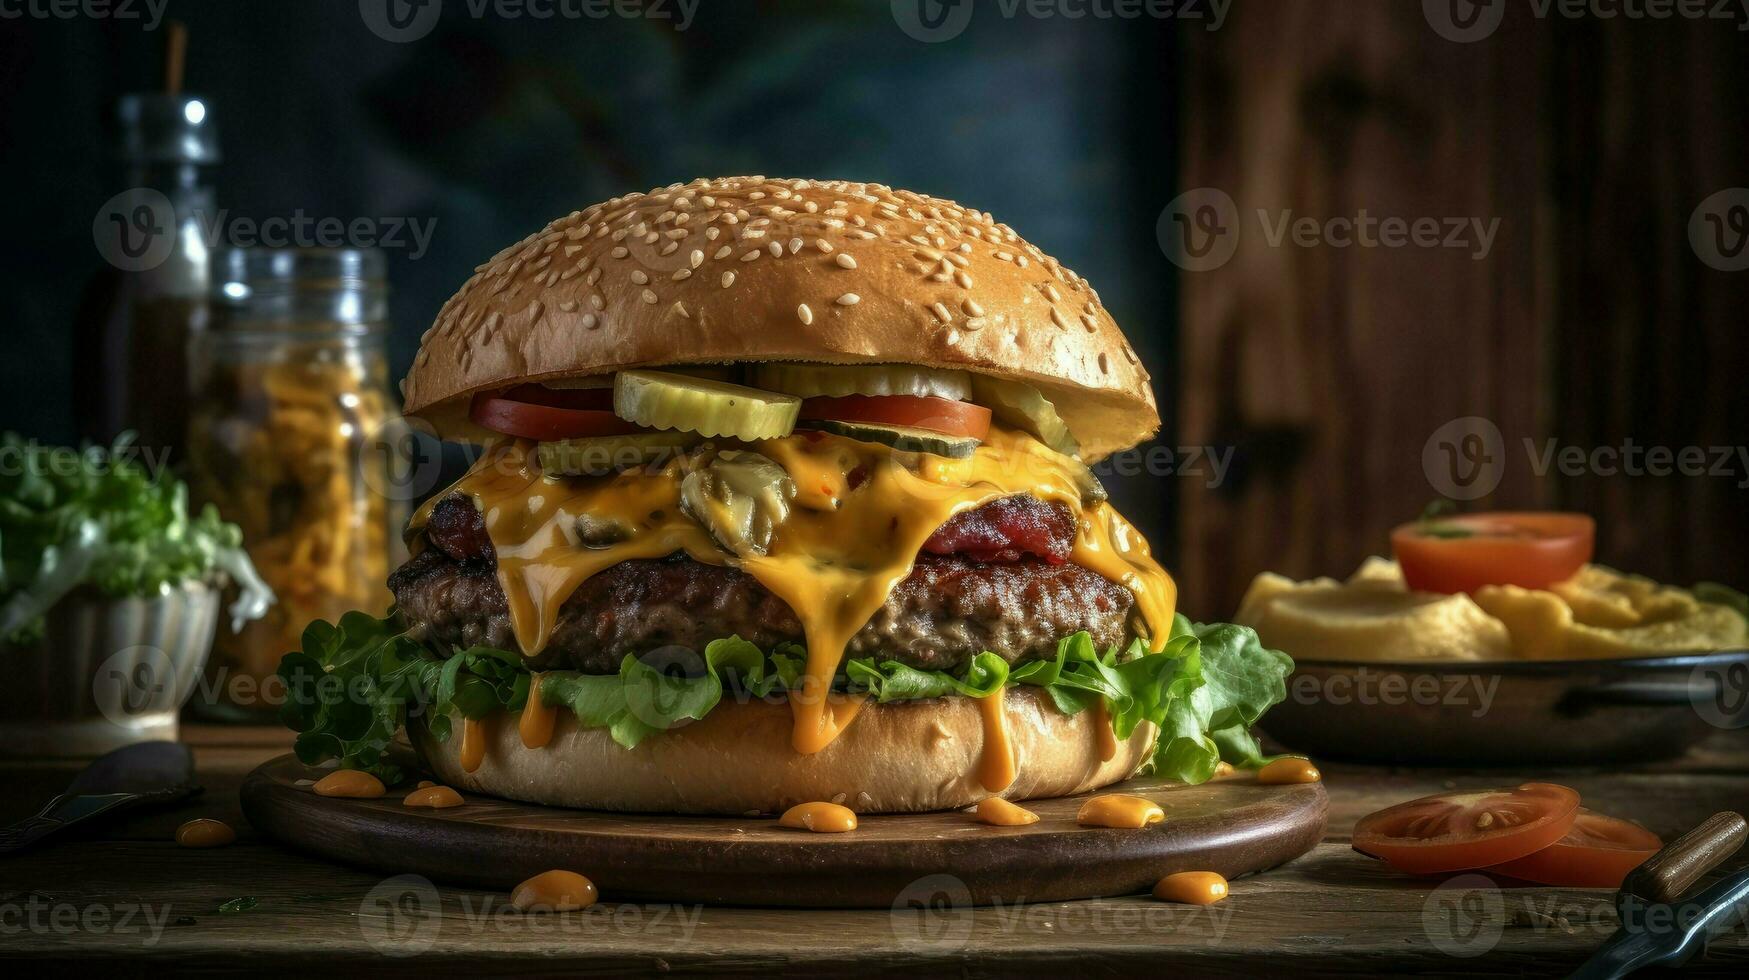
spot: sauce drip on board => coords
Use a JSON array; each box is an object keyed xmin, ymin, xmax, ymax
[
  {"xmin": 971, "ymin": 797, "xmax": 1039, "ymax": 826},
  {"xmin": 174, "ymin": 818, "xmax": 235, "ymax": 848},
  {"xmin": 778, "ymin": 801, "xmax": 858, "ymax": 833},
  {"xmin": 1077, "ymin": 794, "xmax": 1165, "ymax": 829},
  {"xmin": 410, "ymin": 429, "xmax": 1179, "ymax": 757},
  {"xmin": 1257, "ymin": 757, "xmax": 1321, "ymax": 784},
  {"xmin": 1153, "ymin": 871, "xmax": 1228, "ymax": 905},
  {"xmin": 976, "ymin": 689, "xmax": 1018, "ymax": 792},
  {"xmin": 312, "ymin": 770, "xmax": 386, "ymax": 798},
  {"xmin": 519, "ymin": 673, "xmax": 557, "ymax": 749},
  {"xmin": 510, "ymin": 870, "xmax": 598, "ymax": 911},
  {"xmin": 404, "ymin": 785, "xmax": 465, "ymax": 808}
]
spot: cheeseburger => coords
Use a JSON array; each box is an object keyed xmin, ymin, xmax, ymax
[{"xmin": 279, "ymin": 176, "xmax": 1291, "ymax": 815}]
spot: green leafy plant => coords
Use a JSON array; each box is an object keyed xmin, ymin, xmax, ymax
[{"xmin": 0, "ymin": 433, "xmax": 271, "ymax": 644}]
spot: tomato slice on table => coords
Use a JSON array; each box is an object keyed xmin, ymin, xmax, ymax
[
  {"xmin": 798, "ymin": 395, "xmax": 992, "ymax": 440},
  {"xmin": 1486, "ymin": 809, "xmax": 1663, "ymax": 888},
  {"xmin": 1352, "ymin": 783, "xmax": 1581, "ymax": 874},
  {"xmin": 469, "ymin": 385, "xmax": 642, "ymax": 441},
  {"xmin": 1391, "ymin": 512, "xmax": 1595, "ymax": 595}
]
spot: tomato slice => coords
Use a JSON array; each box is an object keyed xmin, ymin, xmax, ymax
[
  {"xmin": 798, "ymin": 395, "xmax": 992, "ymax": 440},
  {"xmin": 1352, "ymin": 783, "xmax": 1581, "ymax": 874},
  {"xmin": 1486, "ymin": 809, "xmax": 1663, "ymax": 888},
  {"xmin": 469, "ymin": 386, "xmax": 640, "ymax": 441},
  {"xmin": 1391, "ymin": 512, "xmax": 1595, "ymax": 595}
]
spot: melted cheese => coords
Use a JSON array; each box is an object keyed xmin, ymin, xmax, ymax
[{"xmin": 411, "ymin": 428, "xmax": 1178, "ymax": 755}]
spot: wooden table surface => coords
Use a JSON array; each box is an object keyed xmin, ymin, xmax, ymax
[{"xmin": 2, "ymin": 725, "xmax": 1747, "ymax": 977}]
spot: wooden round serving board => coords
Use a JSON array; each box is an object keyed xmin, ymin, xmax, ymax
[{"xmin": 241, "ymin": 753, "xmax": 1327, "ymax": 908}]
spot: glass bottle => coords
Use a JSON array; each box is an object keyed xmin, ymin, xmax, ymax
[
  {"xmin": 186, "ymin": 248, "xmax": 407, "ymax": 718},
  {"xmin": 75, "ymin": 93, "xmax": 218, "ymax": 461}
]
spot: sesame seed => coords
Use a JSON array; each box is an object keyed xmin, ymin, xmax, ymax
[
  {"xmin": 1098, "ymin": 352, "xmax": 1110, "ymax": 374},
  {"xmin": 582, "ymin": 313, "xmax": 599, "ymax": 329},
  {"xmin": 642, "ymin": 289, "xmax": 658, "ymax": 304},
  {"xmin": 611, "ymin": 246, "xmax": 629, "ymax": 259},
  {"xmin": 789, "ymin": 237, "xmax": 804, "ymax": 255},
  {"xmin": 587, "ymin": 267, "xmax": 603, "ymax": 285},
  {"xmin": 558, "ymin": 300, "xmax": 577, "ymax": 312},
  {"xmin": 836, "ymin": 293, "xmax": 860, "ymax": 306},
  {"xmin": 797, "ymin": 304, "xmax": 814, "ymax": 325},
  {"xmin": 672, "ymin": 268, "xmax": 692, "ymax": 281},
  {"xmin": 659, "ymin": 241, "xmax": 678, "ymax": 255},
  {"xmin": 815, "ymin": 239, "xmax": 834, "ymax": 253},
  {"xmin": 690, "ymin": 249, "xmax": 705, "ymax": 268},
  {"xmin": 1081, "ymin": 313, "xmax": 1097, "ymax": 332},
  {"xmin": 1050, "ymin": 309, "xmax": 1069, "ymax": 330},
  {"xmin": 671, "ymin": 301, "xmax": 689, "ymax": 318},
  {"xmin": 1044, "ymin": 284, "xmax": 1062, "ymax": 302},
  {"xmin": 963, "ymin": 299, "xmax": 984, "ymax": 316},
  {"xmin": 721, "ymin": 271, "xmax": 736, "ymax": 288},
  {"xmin": 955, "ymin": 271, "xmax": 973, "ymax": 289},
  {"xmin": 715, "ymin": 245, "xmax": 732, "ymax": 260},
  {"xmin": 931, "ymin": 302, "xmax": 951, "ymax": 323},
  {"xmin": 835, "ymin": 254, "xmax": 858, "ymax": 269},
  {"xmin": 741, "ymin": 250, "xmax": 761, "ymax": 262},
  {"xmin": 964, "ymin": 317, "xmax": 987, "ymax": 331},
  {"xmin": 590, "ymin": 294, "xmax": 605, "ymax": 310},
  {"xmin": 631, "ymin": 270, "xmax": 649, "ymax": 285},
  {"xmin": 767, "ymin": 241, "xmax": 783, "ymax": 257}
]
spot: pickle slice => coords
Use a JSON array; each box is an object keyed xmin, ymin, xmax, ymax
[
  {"xmin": 752, "ymin": 363, "xmax": 972, "ymax": 401},
  {"xmin": 613, "ymin": 370, "xmax": 800, "ymax": 441},
  {"xmin": 969, "ymin": 377, "xmax": 1080, "ymax": 457},
  {"xmin": 538, "ymin": 432, "xmax": 698, "ymax": 476},
  {"xmin": 802, "ymin": 419, "xmax": 979, "ymax": 459}
]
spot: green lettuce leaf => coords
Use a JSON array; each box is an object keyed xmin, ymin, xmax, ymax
[{"xmin": 276, "ymin": 610, "xmax": 1294, "ymax": 786}]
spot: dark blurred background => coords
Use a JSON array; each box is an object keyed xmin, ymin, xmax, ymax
[{"xmin": 2, "ymin": 0, "xmax": 1745, "ymax": 617}]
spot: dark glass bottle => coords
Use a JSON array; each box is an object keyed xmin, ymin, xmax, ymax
[{"xmin": 74, "ymin": 93, "xmax": 219, "ymax": 463}]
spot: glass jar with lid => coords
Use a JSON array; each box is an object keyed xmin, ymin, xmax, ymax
[{"xmin": 186, "ymin": 247, "xmax": 407, "ymax": 717}]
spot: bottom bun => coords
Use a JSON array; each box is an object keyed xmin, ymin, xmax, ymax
[{"xmin": 411, "ymin": 686, "xmax": 1155, "ymax": 815}]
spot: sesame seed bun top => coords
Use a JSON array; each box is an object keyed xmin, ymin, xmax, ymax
[{"xmin": 402, "ymin": 176, "xmax": 1159, "ymax": 460}]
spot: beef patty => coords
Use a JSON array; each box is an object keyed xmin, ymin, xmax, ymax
[{"xmin": 394, "ymin": 494, "xmax": 1135, "ymax": 673}]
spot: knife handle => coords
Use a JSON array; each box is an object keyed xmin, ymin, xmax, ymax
[{"xmin": 1622, "ymin": 811, "xmax": 1748, "ymax": 905}]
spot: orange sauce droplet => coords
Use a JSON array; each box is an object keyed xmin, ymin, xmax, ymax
[
  {"xmin": 1092, "ymin": 699, "xmax": 1117, "ymax": 763},
  {"xmin": 976, "ymin": 690, "xmax": 1018, "ymax": 792},
  {"xmin": 1212, "ymin": 762, "xmax": 1236, "ymax": 778},
  {"xmin": 1153, "ymin": 871, "xmax": 1228, "ymax": 905},
  {"xmin": 460, "ymin": 717, "xmax": 487, "ymax": 773},
  {"xmin": 971, "ymin": 797, "xmax": 1039, "ymax": 826},
  {"xmin": 174, "ymin": 818, "xmax": 235, "ymax": 848},
  {"xmin": 510, "ymin": 870, "xmax": 599, "ymax": 911},
  {"xmin": 520, "ymin": 673, "xmax": 558, "ymax": 749},
  {"xmin": 404, "ymin": 785, "xmax": 465, "ymax": 809},
  {"xmin": 1257, "ymin": 757, "xmax": 1321, "ymax": 784},
  {"xmin": 778, "ymin": 801, "xmax": 858, "ymax": 833},
  {"xmin": 417, "ymin": 779, "xmax": 436, "ymax": 788},
  {"xmin": 313, "ymin": 769, "xmax": 386, "ymax": 798},
  {"xmin": 1077, "ymin": 794, "xmax": 1164, "ymax": 829}
]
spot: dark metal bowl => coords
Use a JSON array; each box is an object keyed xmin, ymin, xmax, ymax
[{"xmin": 1260, "ymin": 650, "xmax": 1749, "ymax": 766}]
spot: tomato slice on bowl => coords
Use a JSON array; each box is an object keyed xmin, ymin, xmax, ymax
[
  {"xmin": 469, "ymin": 385, "xmax": 642, "ymax": 441},
  {"xmin": 1352, "ymin": 783, "xmax": 1581, "ymax": 874},
  {"xmin": 1391, "ymin": 512, "xmax": 1595, "ymax": 595},
  {"xmin": 1486, "ymin": 809, "xmax": 1663, "ymax": 888},
  {"xmin": 798, "ymin": 395, "xmax": 992, "ymax": 440}
]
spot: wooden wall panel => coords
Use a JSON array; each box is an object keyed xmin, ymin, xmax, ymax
[{"xmin": 1176, "ymin": 1, "xmax": 1749, "ymax": 619}]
